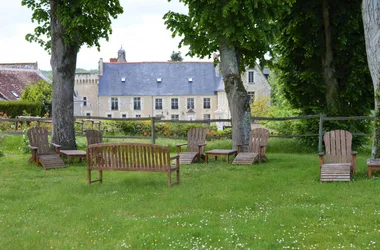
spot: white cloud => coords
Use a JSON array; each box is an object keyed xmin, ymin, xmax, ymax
[{"xmin": 0, "ymin": 0, "xmax": 211, "ymax": 71}]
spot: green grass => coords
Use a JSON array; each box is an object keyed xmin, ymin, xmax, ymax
[{"xmin": 0, "ymin": 135, "xmax": 379, "ymax": 249}]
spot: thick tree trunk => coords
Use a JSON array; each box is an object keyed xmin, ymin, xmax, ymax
[
  {"xmin": 219, "ymin": 42, "xmax": 251, "ymax": 150},
  {"xmin": 363, "ymin": 0, "xmax": 380, "ymax": 157},
  {"xmin": 322, "ymin": 0, "xmax": 339, "ymax": 115},
  {"xmin": 50, "ymin": 0, "xmax": 78, "ymax": 149}
]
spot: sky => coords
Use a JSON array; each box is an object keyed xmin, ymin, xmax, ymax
[{"xmin": 0, "ymin": 0, "xmax": 210, "ymax": 71}]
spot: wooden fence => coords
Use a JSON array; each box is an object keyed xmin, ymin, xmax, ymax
[{"xmin": 0, "ymin": 114, "xmax": 375, "ymax": 151}]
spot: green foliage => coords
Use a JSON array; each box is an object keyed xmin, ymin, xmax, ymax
[
  {"xmin": 20, "ymin": 80, "xmax": 52, "ymax": 117},
  {"xmin": 0, "ymin": 101, "xmax": 41, "ymax": 118},
  {"xmin": 169, "ymin": 51, "xmax": 183, "ymax": 61},
  {"xmin": 21, "ymin": 0, "xmax": 124, "ymax": 52},
  {"xmin": 164, "ymin": 0, "xmax": 294, "ymax": 70},
  {"xmin": 274, "ymin": 0, "xmax": 373, "ymax": 117}
]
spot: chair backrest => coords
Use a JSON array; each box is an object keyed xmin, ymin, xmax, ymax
[
  {"xmin": 27, "ymin": 127, "xmax": 51, "ymax": 154},
  {"xmin": 323, "ymin": 130, "xmax": 352, "ymax": 164},
  {"xmin": 86, "ymin": 129, "xmax": 103, "ymax": 145},
  {"xmin": 186, "ymin": 128, "xmax": 207, "ymax": 153},
  {"xmin": 248, "ymin": 128, "xmax": 270, "ymax": 154}
]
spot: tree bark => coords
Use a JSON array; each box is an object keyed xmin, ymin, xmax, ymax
[
  {"xmin": 219, "ymin": 41, "xmax": 251, "ymax": 150},
  {"xmin": 322, "ymin": 0, "xmax": 339, "ymax": 115},
  {"xmin": 363, "ymin": 0, "xmax": 380, "ymax": 157},
  {"xmin": 50, "ymin": 0, "xmax": 78, "ymax": 149}
]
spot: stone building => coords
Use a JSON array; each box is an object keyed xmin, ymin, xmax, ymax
[{"xmin": 74, "ymin": 48, "xmax": 271, "ymax": 126}]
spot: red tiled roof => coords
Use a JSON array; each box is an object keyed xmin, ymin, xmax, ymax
[{"xmin": 0, "ymin": 68, "xmax": 45, "ymax": 101}]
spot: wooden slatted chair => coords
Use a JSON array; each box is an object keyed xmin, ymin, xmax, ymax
[
  {"xmin": 27, "ymin": 127, "xmax": 66, "ymax": 169},
  {"xmin": 86, "ymin": 129, "xmax": 103, "ymax": 145},
  {"xmin": 176, "ymin": 128, "xmax": 207, "ymax": 164},
  {"xmin": 232, "ymin": 128, "xmax": 270, "ymax": 165},
  {"xmin": 318, "ymin": 130, "xmax": 357, "ymax": 182}
]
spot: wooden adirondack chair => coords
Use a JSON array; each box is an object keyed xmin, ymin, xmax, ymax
[
  {"xmin": 176, "ymin": 128, "xmax": 207, "ymax": 164},
  {"xmin": 318, "ymin": 130, "xmax": 357, "ymax": 182},
  {"xmin": 27, "ymin": 127, "xmax": 66, "ymax": 169},
  {"xmin": 85, "ymin": 129, "xmax": 103, "ymax": 145},
  {"xmin": 232, "ymin": 128, "xmax": 270, "ymax": 164}
]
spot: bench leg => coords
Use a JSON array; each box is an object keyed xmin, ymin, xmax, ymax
[
  {"xmin": 99, "ymin": 170, "xmax": 103, "ymax": 183},
  {"xmin": 168, "ymin": 171, "xmax": 171, "ymax": 187}
]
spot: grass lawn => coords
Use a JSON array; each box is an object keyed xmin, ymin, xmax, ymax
[{"xmin": 0, "ymin": 135, "xmax": 379, "ymax": 249}]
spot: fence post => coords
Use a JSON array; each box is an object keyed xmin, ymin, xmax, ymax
[
  {"xmin": 151, "ymin": 117, "xmax": 156, "ymax": 144},
  {"xmin": 318, "ymin": 114, "xmax": 325, "ymax": 152}
]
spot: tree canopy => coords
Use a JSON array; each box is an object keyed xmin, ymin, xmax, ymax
[
  {"xmin": 170, "ymin": 51, "xmax": 183, "ymax": 61},
  {"xmin": 22, "ymin": 0, "xmax": 123, "ymax": 149},
  {"xmin": 274, "ymin": 0, "xmax": 373, "ymax": 116}
]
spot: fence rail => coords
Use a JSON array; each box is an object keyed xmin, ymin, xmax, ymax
[{"xmin": 0, "ymin": 114, "xmax": 375, "ymax": 151}]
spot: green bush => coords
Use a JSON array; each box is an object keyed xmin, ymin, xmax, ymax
[{"xmin": 0, "ymin": 101, "xmax": 41, "ymax": 118}]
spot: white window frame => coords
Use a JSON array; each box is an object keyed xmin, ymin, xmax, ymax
[
  {"xmin": 83, "ymin": 97, "xmax": 87, "ymax": 106},
  {"xmin": 171, "ymin": 114, "xmax": 179, "ymax": 120},
  {"xmin": 134, "ymin": 97, "xmax": 141, "ymax": 110},
  {"xmin": 248, "ymin": 71, "xmax": 255, "ymax": 84},
  {"xmin": 155, "ymin": 98, "xmax": 163, "ymax": 110},
  {"xmin": 203, "ymin": 98, "xmax": 211, "ymax": 109},
  {"xmin": 203, "ymin": 114, "xmax": 211, "ymax": 120},
  {"xmin": 187, "ymin": 98, "xmax": 195, "ymax": 109},
  {"xmin": 111, "ymin": 97, "xmax": 118, "ymax": 110},
  {"xmin": 248, "ymin": 91, "xmax": 255, "ymax": 103},
  {"xmin": 171, "ymin": 98, "xmax": 179, "ymax": 110}
]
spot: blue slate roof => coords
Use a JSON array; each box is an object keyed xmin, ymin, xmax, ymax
[{"xmin": 99, "ymin": 62, "xmax": 222, "ymax": 96}]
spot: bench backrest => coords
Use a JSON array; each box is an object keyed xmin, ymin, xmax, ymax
[
  {"xmin": 323, "ymin": 130, "xmax": 353, "ymax": 164},
  {"xmin": 87, "ymin": 143, "xmax": 172, "ymax": 170}
]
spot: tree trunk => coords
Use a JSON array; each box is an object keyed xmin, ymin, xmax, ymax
[
  {"xmin": 219, "ymin": 42, "xmax": 251, "ymax": 150},
  {"xmin": 50, "ymin": 0, "xmax": 78, "ymax": 149},
  {"xmin": 363, "ymin": 0, "xmax": 380, "ymax": 158},
  {"xmin": 322, "ymin": 0, "xmax": 339, "ymax": 115}
]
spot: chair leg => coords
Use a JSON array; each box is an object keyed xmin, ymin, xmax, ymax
[
  {"xmin": 99, "ymin": 170, "xmax": 103, "ymax": 183},
  {"xmin": 88, "ymin": 169, "xmax": 91, "ymax": 184},
  {"xmin": 168, "ymin": 171, "xmax": 171, "ymax": 187}
]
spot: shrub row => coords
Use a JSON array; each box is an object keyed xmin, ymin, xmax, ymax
[{"xmin": 0, "ymin": 101, "xmax": 41, "ymax": 118}]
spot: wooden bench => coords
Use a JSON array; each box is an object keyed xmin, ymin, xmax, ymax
[{"xmin": 86, "ymin": 142, "xmax": 180, "ymax": 187}]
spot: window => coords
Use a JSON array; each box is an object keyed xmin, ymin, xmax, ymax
[
  {"xmin": 171, "ymin": 114, "xmax": 179, "ymax": 120},
  {"xmin": 155, "ymin": 98, "xmax": 163, "ymax": 110},
  {"xmin": 121, "ymin": 114, "xmax": 127, "ymax": 118},
  {"xmin": 134, "ymin": 97, "xmax": 141, "ymax": 110},
  {"xmin": 111, "ymin": 97, "xmax": 118, "ymax": 110},
  {"xmin": 248, "ymin": 71, "xmax": 255, "ymax": 84},
  {"xmin": 203, "ymin": 98, "xmax": 211, "ymax": 109},
  {"xmin": 136, "ymin": 114, "xmax": 141, "ymax": 118},
  {"xmin": 248, "ymin": 91, "xmax": 255, "ymax": 103},
  {"xmin": 203, "ymin": 114, "xmax": 211, "ymax": 120},
  {"xmin": 86, "ymin": 112, "xmax": 91, "ymax": 117},
  {"xmin": 10, "ymin": 91, "xmax": 19, "ymax": 98},
  {"xmin": 107, "ymin": 114, "xmax": 112, "ymax": 118},
  {"xmin": 171, "ymin": 98, "xmax": 179, "ymax": 109},
  {"xmin": 83, "ymin": 97, "xmax": 87, "ymax": 106},
  {"xmin": 187, "ymin": 98, "xmax": 194, "ymax": 109}
]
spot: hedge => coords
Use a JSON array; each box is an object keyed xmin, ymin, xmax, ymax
[{"xmin": 0, "ymin": 101, "xmax": 41, "ymax": 118}]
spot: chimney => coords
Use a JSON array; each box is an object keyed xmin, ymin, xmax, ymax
[{"xmin": 98, "ymin": 58, "xmax": 103, "ymax": 76}]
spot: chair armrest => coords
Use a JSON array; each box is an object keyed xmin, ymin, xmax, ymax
[
  {"xmin": 198, "ymin": 143, "xmax": 206, "ymax": 148},
  {"xmin": 351, "ymin": 151, "xmax": 358, "ymax": 173},
  {"xmin": 170, "ymin": 155, "xmax": 180, "ymax": 160},
  {"xmin": 28, "ymin": 145, "xmax": 38, "ymax": 150},
  {"xmin": 352, "ymin": 151, "xmax": 358, "ymax": 156},
  {"xmin": 50, "ymin": 143, "xmax": 61, "ymax": 154},
  {"xmin": 176, "ymin": 143, "xmax": 188, "ymax": 153},
  {"xmin": 50, "ymin": 143, "xmax": 61, "ymax": 148}
]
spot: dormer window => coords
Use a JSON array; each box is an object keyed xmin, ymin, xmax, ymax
[
  {"xmin": 156, "ymin": 78, "xmax": 162, "ymax": 83},
  {"xmin": 10, "ymin": 91, "xmax": 19, "ymax": 98},
  {"xmin": 188, "ymin": 77, "xmax": 193, "ymax": 83},
  {"xmin": 121, "ymin": 77, "xmax": 126, "ymax": 82}
]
